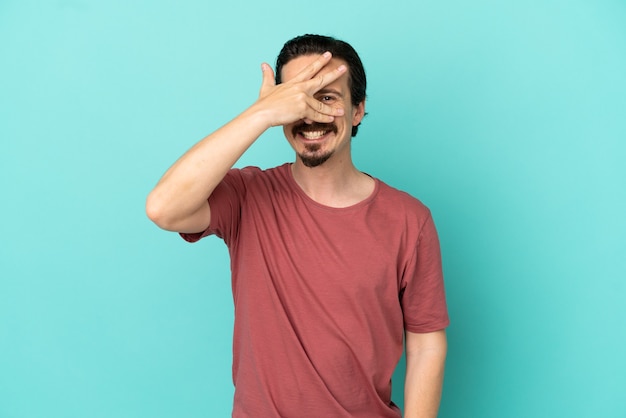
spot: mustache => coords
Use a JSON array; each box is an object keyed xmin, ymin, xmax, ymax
[{"xmin": 292, "ymin": 122, "xmax": 338, "ymax": 137}]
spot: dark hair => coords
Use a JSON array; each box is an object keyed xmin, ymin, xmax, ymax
[{"xmin": 275, "ymin": 34, "xmax": 367, "ymax": 137}]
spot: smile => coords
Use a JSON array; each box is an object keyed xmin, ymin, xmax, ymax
[
  {"xmin": 292, "ymin": 122, "xmax": 338, "ymax": 141},
  {"xmin": 301, "ymin": 130, "xmax": 330, "ymax": 140}
]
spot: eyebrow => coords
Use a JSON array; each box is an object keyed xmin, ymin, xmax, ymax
[{"xmin": 316, "ymin": 88, "xmax": 343, "ymax": 97}]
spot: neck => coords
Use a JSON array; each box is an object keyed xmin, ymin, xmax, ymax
[{"xmin": 290, "ymin": 156, "xmax": 374, "ymax": 208}]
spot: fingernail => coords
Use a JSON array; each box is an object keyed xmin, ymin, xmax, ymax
[
  {"xmin": 337, "ymin": 65, "xmax": 346, "ymax": 72},
  {"xmin": 323, "ymin": 51, "xmax": 331, "ymax": 58},
  {"xmin": 336, "ymin": 108, "xmax": 344, "ymax": 115}
]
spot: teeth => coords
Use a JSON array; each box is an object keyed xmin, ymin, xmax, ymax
[{"xmin": 301, "ymin": 131, "xmax": 327, "ymax": 140}]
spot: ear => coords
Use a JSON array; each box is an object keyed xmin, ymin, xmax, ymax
[{"xmin": 352, "ymin": 100, "xmax": 366, "ymax": 127}]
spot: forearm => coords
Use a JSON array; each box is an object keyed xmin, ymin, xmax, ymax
[
  {"xmin": 403, "ymin": 330, "xmax": 447, "ymax": 418},
  {"xmin": 146, "ymin": 54, "xmax": 346, "ymax": 232},
  {"xmin": 146, "ymin": 104, "xmax": 269, "ymax": 232}
]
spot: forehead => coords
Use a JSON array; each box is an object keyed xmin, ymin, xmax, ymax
[{"xmin": 281, "ymin": 55, "xmax": 349, "ymax": 87}]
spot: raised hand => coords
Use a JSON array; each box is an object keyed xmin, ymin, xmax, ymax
[
  {"xmin": 254, "ymin": 52, "xmax": 347, "ymax": 128},
  {"xmin": 147, "ymin": 53, "xmax": 350, "ymax": 233}
]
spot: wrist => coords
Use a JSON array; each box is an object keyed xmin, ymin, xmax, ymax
[{"xmin": 244, "ymin": 100, "xmax": 278, "ymax": 132}]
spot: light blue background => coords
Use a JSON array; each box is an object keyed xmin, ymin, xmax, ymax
[{"xmin": 1, "ymin": 1, "xmax": 625, "ymax": 417}]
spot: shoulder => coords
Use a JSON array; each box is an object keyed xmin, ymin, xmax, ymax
[
  {"xmin": 225, "ymin": 164, "xmax": 290, "ymax": 186},
  {"xmin": 221, "ymin": 164, "xmax": 294, "ymax": 199},
  {"xmin": 230, "ymin": 163, "xmax": 289, "ymax": 180},
  {"xmin": 368, "ymin": 178, "xmax": 436, "ymax": 239},
  {"xmin": 374, "ymin": 179, "xmax": 432, "ymax": 219}
]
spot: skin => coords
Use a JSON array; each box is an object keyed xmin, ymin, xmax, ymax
[
  {"xmin": 146, "ymin": 51, "xmax": 447, "ymax": 418},
  {"xmin": 146, "ymin": 52, "xmax": 348, "ymax": 232},
  {"xmin": 277, "ymin": 54, "xmax": 373, "ymax": 207},
  {"xmin": 404, "ymin": 329, "xmax": 447, "ymax": 418}
]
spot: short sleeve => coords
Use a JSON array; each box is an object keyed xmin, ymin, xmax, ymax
[
  {"xmin": 179, "ymin": 168, "xmax": 252, "ymax": 245},
  {"xmin": 400, "ymin": 214, "xmax": 450, "ymax": 333}
]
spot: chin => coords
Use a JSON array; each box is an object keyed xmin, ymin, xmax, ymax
[{"xmin": 299, "ymin": 151, "xmax": 334, "ymax": 168}]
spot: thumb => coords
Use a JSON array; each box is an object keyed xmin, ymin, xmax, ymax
[{"xmin": 259, "ymin": 62, "xmax": 276, "ymax": 96}]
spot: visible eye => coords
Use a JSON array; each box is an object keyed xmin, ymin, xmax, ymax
[{"xmin": 319, "ymin": 95, "xmax": 334, "ymax": 102}]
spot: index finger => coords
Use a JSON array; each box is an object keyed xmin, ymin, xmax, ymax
[
  {"xmin": 303, "ymin": 63, "xmax": 347, "ymax": 93},
  {"xmin": 288, "ymin": 51, "xmax": 333, "ymax": 83}
]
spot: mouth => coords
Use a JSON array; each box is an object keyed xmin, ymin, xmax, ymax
[
  {"xmin": 292, "ymin": 122, "xmax": 338, "ymax": 141},
  {"xmin": 301, "ymin": 130, "xmax": 330, "ymax": 140}
]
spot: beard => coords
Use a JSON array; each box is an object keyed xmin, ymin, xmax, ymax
[
  {"xmin": 298, "ymin": 144, "xmax": 334, "ymax": 167},
  {"xmin": 292, "ymin": 122, "xmax": 338, "ymax": 168}
]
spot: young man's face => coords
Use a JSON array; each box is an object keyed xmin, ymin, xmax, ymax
[{"xmin": 281, "ymin": 55, "xmax": 366, "ymax": 168}]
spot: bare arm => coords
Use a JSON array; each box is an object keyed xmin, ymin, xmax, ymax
[
  {"xmin": 145, "ymin": 52, "xmax": 347, "ymax": 233},
  {"xmin": 403, "ymin": 329, "xmax": 447, "ymax": 418}
]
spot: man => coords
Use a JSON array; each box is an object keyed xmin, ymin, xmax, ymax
[{"xmin": 146, "ymin": 34, "xmax": 449, "ymax": 418}]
